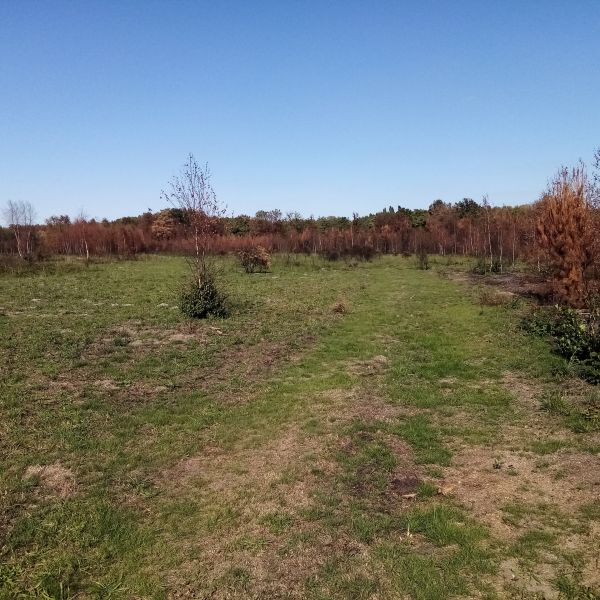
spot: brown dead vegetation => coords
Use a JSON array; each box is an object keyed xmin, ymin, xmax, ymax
[
  {"xmin": 23, "ymin": 463, "xmax": 76, "ymax": 499},
  {"xmin": 433, "ymin": 371, "xmax": 600, "ymax": 596},
  {"xmin": 347, "ymin": 355, "xmax": 390, "ymax": 377},
  {"xmin": 538, "ymin": 166, "xmax": 595, "ymax": 307}
]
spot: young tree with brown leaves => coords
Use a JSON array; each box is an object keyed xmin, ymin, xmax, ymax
[{"xmin": 537, "ymin": 165, "xmax": 593, "ymax": 306}]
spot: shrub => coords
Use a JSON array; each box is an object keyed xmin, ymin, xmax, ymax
[
  {"xmin": 320, "ymin": 244, "xmax": 377, "ymax": 262},
  {"xmin": 551, "ymin": 307, "xmax": 592, "ymax": 359},
  {"xmin": 239, "ymin": 246, "xmax": 271, "ymax": 273},
  {"xmin": 321, "ymin": 248, "xmax": 341, "ymax": 262},
  {"xmin": 180, "ymin": 270, "xmax": 228, "ymax": 319},
  {"xmin": 472, "ymin": 257, "xmax": 502, "ymax": 275},
  {"xmin": 416, "ymin": 249, "xmax": 429, "ymax": 270},
  {"xmin": 479, "ymin": 288, "xmax": 511, "ymax": 307},
  {"xmin": 348, "ymin": 244, "xmax": 377, "ymax": 262},
  {"xmin": 523, "ymin": 305, "xmax": 600, "ymax": 382}
]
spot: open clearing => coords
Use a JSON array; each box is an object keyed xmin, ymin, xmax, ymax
[{"xmin": 1, "ymin": 255, "xmax": 599, "ymax": 599}]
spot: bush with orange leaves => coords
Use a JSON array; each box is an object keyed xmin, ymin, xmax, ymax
[
  {"xmin": 239, "ymin": 245, "xmax": 271, "ymax": 273},
  {"xmin": 537, "ymin": 166, "xmax": 594, "ymax": 307}
]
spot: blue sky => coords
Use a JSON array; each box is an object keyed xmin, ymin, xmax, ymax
[{"xmin": 1, "ymin": 1, "xmax": 599, "ymax": 222}]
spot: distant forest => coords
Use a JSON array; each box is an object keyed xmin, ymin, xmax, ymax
[{"xmin": 2, "ymin": 151, "xmax": 599, "ymax": 307}]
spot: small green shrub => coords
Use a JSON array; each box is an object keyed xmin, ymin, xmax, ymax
[
  {"xmin": 320, "ymin": 244, "xmax": 377, "ymax": 262},
  {"xmin": 180, "ymin": 271, "xmax": 228, "ymax": 319},
  {"xmin": 521, "ymin": 307, "xmax": 556, "ymax": 337},
  {"xmin": 416, "ymin": 249, "xmax": 429, "ymax": 270},
  {"xmin": 551, "ymin": 307, "xmax": 591, "ymax": 359},
  {"xmin": 472, "ymin": 258, "xmax": 502, "ymax": 275},
  {"xmin": 522, "ymin": 306, "xmax": 600, "ymax": 383}
]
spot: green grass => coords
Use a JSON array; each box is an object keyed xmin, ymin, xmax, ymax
[
  {"xmin": 392, "ymin": 416, "xmax": 452, "ymax": 465},
  {"xmin": 541, "ymin": 389, "xmax": 600, "ymax": 433},
  {"xmin": 1, "ymin": 254, "xmax": 599, "ymax": 599}
]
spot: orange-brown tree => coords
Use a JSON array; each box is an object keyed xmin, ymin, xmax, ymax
[{"xmin": 537, "ymin": 166, "xmax": 593, "ymax": 306}]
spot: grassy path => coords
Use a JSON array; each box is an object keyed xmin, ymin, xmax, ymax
[{"xmin": 1, "ymin": 256, "xmax": 599, "ymax": 599}]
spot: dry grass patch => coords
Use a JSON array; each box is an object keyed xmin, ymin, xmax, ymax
[
  {"xmin": 347, "ymin": 355, "xmax": 390, "ymax": 377},
  {"xmin": 22, "ymin": 462, "xmax": 76, "ymax": 499}
]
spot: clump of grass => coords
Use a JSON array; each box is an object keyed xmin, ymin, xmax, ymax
[
  {"xmin": 376, "ymin": 504, "xmax": 493, "ymax": 600},
  {"xmin": 579, "ymin": 501, "xmax": 600, "ymax": 521},
  {"xmin": 554, "ymin": 574, "xmax": 600, "ymax": 600},
  {"xmin": 260, "ymin": 511, "xmax": 294, "ymax": 534},
  {"xmin": 541, "ymin": 391, "xmax": 571, "ymax": 416},
  {"xmin": 338, "ymin": 422, "xmax": 398, "ymax": 496},
  {"xmin": 510, "ymin": 529, "xmax": 557, "ymax": 561},
  {"xmin": 478, "ymin": 287, "xmax": 511, "ymax": 307},
  {"xmin": 541, "ymin": 390, "xmax": 600, "ymax": 433},
  {"xmin": 417, "ymin": 481, "xmax": 438, "ymax": 498},
  {"xmin": 392, "ymin": 416, "xmax": 452, "ymax": 466},
  {"xmin": 530, "ymin": 439, "xmax": 568, "ymax": 455},
  {"xmin": 332, "ymin": 300, "xmax": 350, "ymax": 315}
]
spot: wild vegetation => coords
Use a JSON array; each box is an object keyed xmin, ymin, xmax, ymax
[
  {"xmin": 1, "ymin": 255, "xmax": 599, "ymax": 599},
  {"xmin": 1, "ymin": 152, "xmax": 600, "ymax": 599},
  {"xmin": 3, "ymin": 150, "xmax": 599, "ymax": 310}
]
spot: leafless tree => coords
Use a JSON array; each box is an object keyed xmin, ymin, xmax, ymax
[
  {"xmin": 74, "ymin": 211, "xmax": 90, "ymax": 262},
  {"xmin": 590, "ymin": 147, "xmax": 600, "ymax": 207},
  {"xmin": 3, "ymin": 200, "xmax": 36, "ymax": 259},
  {"xmin": 161, "ymin": 154, "xmax": 225, "ymax": 282},
  {"xmin": 481, "ymin": 195, "xmax": 494, "ymax": 270}
]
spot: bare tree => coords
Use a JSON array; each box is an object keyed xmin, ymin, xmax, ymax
[
  {"xmin": 162, "ymin": 155, "xmax": 228, "ymax": 318},
  {"xmin": 74, "ymin": 211, "xmax": 90, "ymax": 262},
  {"xmin": 3, "ymin": 200, "xmax": 36, "ymax": 259},
  {"xmin": 590, "ymin": 147, "xmax": 600, "ymax": 207},
  {"xmin": 161, "ymin": 154, "xmax": 225, "ymax": 282},
  {"xmin": 481, "ymin": 195, "xmax": 494, "ymax": 270}
]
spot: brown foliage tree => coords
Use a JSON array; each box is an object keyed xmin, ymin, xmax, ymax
[
  {"xmin": 537, "ymin": 166, "xmax": 593, "ymax": 306},
  {"xmin": 151, "ymin": 209, "xmax": 178, "ymax": 240}
]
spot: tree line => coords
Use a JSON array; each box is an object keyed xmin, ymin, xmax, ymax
[{"xmin": 2, "ymin": 149, "xmax": 599, "ymax": 307}]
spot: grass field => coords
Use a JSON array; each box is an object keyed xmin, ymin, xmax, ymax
[{"xmin": 1, "ymin": 255, "xmax": 599, "ymax": 599}]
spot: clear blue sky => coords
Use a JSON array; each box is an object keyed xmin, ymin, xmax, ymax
[{"xmin": 1, "ymin": 1, "xmax": 599, "ymax": 222}]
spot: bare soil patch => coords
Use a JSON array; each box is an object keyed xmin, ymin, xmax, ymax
[{"xmin": 441, "ymin": 269, "xmax": 554, "ymax": 304}]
